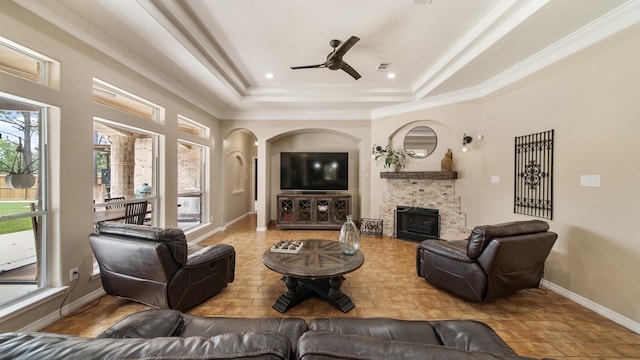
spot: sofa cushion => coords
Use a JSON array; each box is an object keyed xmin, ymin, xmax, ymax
[
  {"xmin": 97, "ymin": 222, "xmax": 188, "ymax": 264},
  {"xmin": 467, "ymin": 220, "xmax": 549, "ymax": 259},
  {"xmin": 297, "ymin": 331, "xmax": 532, "ymax": 360},
  {"xmin": 308, "ymin": 317, "xmax": 441, "ymax": 345},
  {"xmin": 433, "ymin": 320, "xmax": 518, "ymax": 355},
  {"xmin": 96, "ymin": 309, "xmax": 184, "ymax": 339},
  {"xmin": 0, "ymin": 332, "xmax": 291, "ymax": 360},
  {"xmin": 180, "ymin": 314, "xmax": 308, "ymax": 351}
]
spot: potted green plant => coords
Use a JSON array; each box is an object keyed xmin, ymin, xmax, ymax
[{"xmin": 372, "ymin": 145, "xmax": 412, "ymax": 171}]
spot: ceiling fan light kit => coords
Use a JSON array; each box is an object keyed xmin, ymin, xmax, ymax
[{"xmin": 290, "ymin": 36, "xmax": 362, "ymax": 80}]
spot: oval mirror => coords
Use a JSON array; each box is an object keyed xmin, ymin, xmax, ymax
[{"xmin": 404, "ymin": 126, "xmax": 437, "ymax": 158}]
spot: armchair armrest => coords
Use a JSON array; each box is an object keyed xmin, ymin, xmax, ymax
[
  {"xmin": 185, "ymin": 244, "xmax": 234, "ymax": 268},
  {"xmin": 419, "ymin": 240, "xmax": 472, "ymax": 263}
]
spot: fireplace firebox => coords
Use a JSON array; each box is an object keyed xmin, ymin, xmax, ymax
[{"xmin": 395, "ymin": 206, "xmax": 440, "ymax": 242}]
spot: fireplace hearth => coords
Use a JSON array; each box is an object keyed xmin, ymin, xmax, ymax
[{"xmin": 395, "ymin": 206, "xmax": 440, "ymax": 242}]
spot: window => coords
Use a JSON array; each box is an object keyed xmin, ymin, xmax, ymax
[
  {"xmin": 0, "ymin": 37, "xmax": 60, "ymax": 89},
  {"xmin": 0, "ymin": 94, "xmax": 47, "ymax": 305},
  {"xmin": 92, "ymin": 118, "xmax": 158, "ymax": 226},
  {"xmin": 177, "ymin": 140, "xmax": 206, "ymax": 231},
  {"xmin": 177, "ymin": 115, "xmax": 209, "ymax": 231},
  {"xmin": 92, "ymin": 79, "xmax": 163, "ymax": 122},
  {"xmin": 91, "ymin": 80, "xmax": 161, "ymax": 273},
  {"xmin": 177, "ymin": 115, "xmax": 208, "ymax": 138}
]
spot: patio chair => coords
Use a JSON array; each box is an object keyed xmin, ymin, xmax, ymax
[
  {"xmin": 105, "ymin": 196, "xmax": 125, "ymax": 210},
  {"xmin": 124, "ymin": 201, "xmax": 148, "ymax": 225}
]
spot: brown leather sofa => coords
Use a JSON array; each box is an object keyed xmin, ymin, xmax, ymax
[
  {"xmin": 417, "ymin": 220, "xmax": 557, "ymax": 302},
  {"xmin": 0, "ymin": 309, "xmax": 536, "ymax": 360},
  {"xmin": 89, "ymin": 222, "xmax": 235, "ymax": 311}
]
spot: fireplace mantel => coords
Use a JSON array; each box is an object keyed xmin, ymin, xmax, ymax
[{"xmin": 380, "ymin": 171, "xmax": 457, "ymax": 180}]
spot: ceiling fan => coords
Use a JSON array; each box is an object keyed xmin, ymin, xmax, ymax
[{"xmin": 290, "ymin": 36, "xmax": 361, "ymax": 80}]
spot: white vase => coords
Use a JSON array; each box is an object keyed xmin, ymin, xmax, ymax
[
  {"xmin": 5, "ymin": 173, "xmax": 36, "ymax": 189},
  {"xmin": 387, "ymin": 164, "xmax": 397, "ymax": 172}
]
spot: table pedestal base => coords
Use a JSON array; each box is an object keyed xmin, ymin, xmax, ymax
[{"xmin": 272, "ymin": 276, "xmax": 355, "ymax": 313}]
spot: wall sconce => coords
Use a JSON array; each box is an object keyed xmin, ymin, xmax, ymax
[{"xmin": 461, "ymin": 134, "xmax": 473, "ymax": 152}]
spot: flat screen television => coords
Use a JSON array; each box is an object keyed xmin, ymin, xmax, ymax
[{"xmin": 280, "ymin": 152, "xmax": 348, "ymax": 191}]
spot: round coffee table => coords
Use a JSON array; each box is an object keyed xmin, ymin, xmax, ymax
[{"xmin": 263, "ymin": 239, "xmax": 364, "ymax": 313}]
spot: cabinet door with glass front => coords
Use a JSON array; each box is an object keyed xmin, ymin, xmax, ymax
[
  {"xmin": 314, "ymin": 197, "xmax": 333, "ymax": 225},
  {"xmin": 294, "ymin": 198, "xmax": 313, "ymax": 224},
  {"xmin": 278, "ymin": 197, "xmax": 295, "ymax": 224},
  {"xmin": 332, "ymin": 197, "xmax": 351, "ymax": 224}
]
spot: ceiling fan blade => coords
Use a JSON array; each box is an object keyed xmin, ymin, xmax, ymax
[
  {"xmin": 290, "ymin": 63, "xmax": 326, "ymax": 70},
  {"xmin": 340, "ymin": 62, "xmax": 361, "ymax": 80},
  {"xmin": 332, "ymin": 36, "xmax": 360, "ymax": 60}
]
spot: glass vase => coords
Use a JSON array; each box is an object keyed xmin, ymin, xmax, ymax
[{"xmin": 339, "ymin": 215, "xmax": 360, "ymax": 255}]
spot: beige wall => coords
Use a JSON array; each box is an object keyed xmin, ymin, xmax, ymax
[
  {"xmin": 477, "ymin": 24, "xmax": 640, "ymax": 324},
  {"xmin": 223, "ymin": 129, "xmax": 257, "ymax": 223}
]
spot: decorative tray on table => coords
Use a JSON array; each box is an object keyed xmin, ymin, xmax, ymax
[{"xmin": 270, "ymin": 240, "xmax": 304, "ymax": 254}]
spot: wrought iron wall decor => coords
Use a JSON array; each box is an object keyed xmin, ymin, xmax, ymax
[{"xmin": 514, "ymin": 129, "xmax": 554, "ymax": 219}]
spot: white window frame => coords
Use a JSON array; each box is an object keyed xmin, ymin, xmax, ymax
[{"xmin": 0, "ymin": 93, "xmax": 49, "ymax": 306}]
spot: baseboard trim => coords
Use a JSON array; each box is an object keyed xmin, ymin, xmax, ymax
[
  {"xmin": 226, "ymin": 213, "xmax": 248, "ymax": 227},
  {"xmin": 542, "ymin": 279, "xmax": 639, "ymax": 334},
  {"xmin": 190, "ymin": 226, "xmax": 226, "ymax": 244},
  {"xmin": 20, "ymin": 288, "xmax": 106, "ymax": 332}
]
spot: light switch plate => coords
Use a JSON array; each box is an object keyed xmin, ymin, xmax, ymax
[
  {"xmin": 580, "ymin": 175, "xmax": 600, "ymax": 187},
  {"xmin": 491, "ymin": 176, "xmax": 500, "ymax": 184}
]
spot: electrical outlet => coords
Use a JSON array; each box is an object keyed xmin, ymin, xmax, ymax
[{"xmin": 69, "ymin": 267, "xmax": 79, "ymax": 282}]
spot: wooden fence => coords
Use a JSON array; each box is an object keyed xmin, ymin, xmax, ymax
[{"xmin": 0, "ymin": 174, "xmax": 38, "ymax": 200}]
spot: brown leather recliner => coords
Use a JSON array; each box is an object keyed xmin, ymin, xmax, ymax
[
  {"xmin": 416, "ymin": 220, "xmax": 557, "ymax": 302},
  {"xmin": 89, "ymin": 222, "xmax": 235, "ymax": 310}
]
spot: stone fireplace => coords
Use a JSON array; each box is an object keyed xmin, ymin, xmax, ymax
[{"xmin": 379, "ymin": 172, "xmax": 466, "ymax": 238}]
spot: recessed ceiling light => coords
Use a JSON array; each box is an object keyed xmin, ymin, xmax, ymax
[
  {"xmin": 387, "ymin": 73, "xmax": 396, "ymax": 79},
  {"xmin": 265, "ymin": 73, "xmax": 274, "ymax": 79}
]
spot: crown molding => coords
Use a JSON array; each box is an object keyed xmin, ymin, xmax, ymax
[
  {"xmin": 372, "ymin": 0, "xmax": 640, "ymax": 120},
  {"xmin": 412, "ymin": 0, "xmax": 548, "ymax": 98},
  {"xmin": 12, "ymin": 0, "xmax": 228, "ymax": 119},
  {"xmin": 220, "ymin": 109, "xmax": 372, "ymax": 121},
  {"xmin": 137, "ymin": 0, "xmax": 249, "ymax": 99},
  {"xmin": 12, "ymin": 0, "xmax": 640, "ymax": 122}
]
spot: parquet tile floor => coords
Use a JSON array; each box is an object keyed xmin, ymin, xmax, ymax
[{"xmin": 43, "ymin": 215, "xmax": 640, "ymax": 359}]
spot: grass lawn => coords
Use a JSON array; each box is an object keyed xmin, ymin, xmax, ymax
[{"xmin": 0, "ymin": 201, "xmax": 35, "ymax": 235}]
